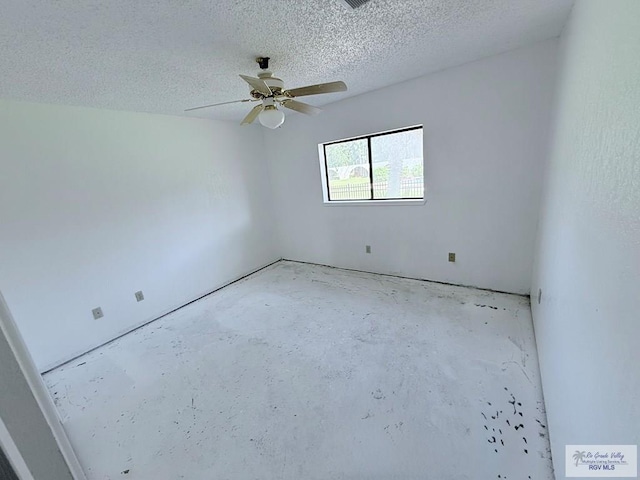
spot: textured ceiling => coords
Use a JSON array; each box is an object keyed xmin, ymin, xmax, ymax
[{"xmin": 0, "ymin": 0, "xmax": 574, "ymax": 121}]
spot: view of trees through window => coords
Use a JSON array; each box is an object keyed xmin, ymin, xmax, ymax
[{"xmin": 323, "ymin": 126, "xmax": 423, "ymax": 201}]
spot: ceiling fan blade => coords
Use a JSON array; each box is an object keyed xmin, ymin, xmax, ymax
[
  {"xmin": 285, "ymin": 81, "xmax": 347, "ymax": 98},
  {"xmin": 240, "ymin": 104, "xmax": 264, "ymax": 125},
  {"xmin": 239, "ymin": 74, "xmax": 272, "ymax": 96},
  {"xmin": 184, "ymin": 99, "xmax": 253, "ymax": 112},
  {"xmin": 281, "ymin": 99, "xmax": 322, "ymax": 116}
]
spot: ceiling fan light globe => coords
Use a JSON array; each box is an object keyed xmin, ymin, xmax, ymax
[{"xmin": 258, "ymin": 106, "xmax": 285, "ymax": 129}]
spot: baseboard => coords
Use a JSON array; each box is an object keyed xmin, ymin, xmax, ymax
[
  {"xmin": 41, "ymin": 258, "xmax": 283, "ymax": 374},
  {"xmin": 281, "ymin": 258, "xmax": 530, "ymax": 299},
  {"xmin": 43, "ymin": 256, "xmax": 527, "ymax": 373}
]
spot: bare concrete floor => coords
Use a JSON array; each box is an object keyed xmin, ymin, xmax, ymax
[{"xmin": 45, "ymin": 261, "xmax": 553, "ymax": 480}]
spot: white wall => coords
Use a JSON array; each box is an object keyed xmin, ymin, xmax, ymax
[
  {"xmin": 531, "ymin": 1, "xmax": 640, "ymax": 476},
  {"xmin": 0, "ymin": 100, "xmax": 278, "ymax": 371},
  {"xmin": 0, "ymin": 292, "xmax": 74, "ymax": 480},
  {"xmin": 264, "ymin": 39, "xmax": 559, "ymax": 295}
]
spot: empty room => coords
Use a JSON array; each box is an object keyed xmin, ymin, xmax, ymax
[{"xmin": 0, "ymin": 1, "xmax": 638, "ymax": 479}]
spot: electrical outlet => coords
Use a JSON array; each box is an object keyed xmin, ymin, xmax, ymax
[
  {"xmin": 135, "ymin": 291, "xmax": 144, "ymax": 302},
  {"xmin": 92, "ymin": 307, "xmax": 103, "ymax": 320},
  {"xmin": 365, "ymin": 245, "xmax": 371, "ymax": 254},
  {"xmin": 448, "ymin": 252, "xmax": 456, "ymax": 262},
  {"xmin": 538, "ymin": 288, "xmax": 542, "ymax": 304}
]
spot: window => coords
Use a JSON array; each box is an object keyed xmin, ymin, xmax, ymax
[{"xmin": 320, "ymin": 126, "xmax": 424, "ymax": 203}]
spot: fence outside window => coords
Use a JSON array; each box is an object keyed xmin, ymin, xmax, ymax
[
  {"xmin": 329, "ymin": 178, "xmax": 424, "ymax": 200},
  {"xmin": 322, "ymin": 125, "xmax": 424, "ymax": 202}
]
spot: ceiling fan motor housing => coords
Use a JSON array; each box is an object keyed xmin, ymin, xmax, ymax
[{"xmin": 256, "ymin": 72, "xmax": 284, "ymax": 96}]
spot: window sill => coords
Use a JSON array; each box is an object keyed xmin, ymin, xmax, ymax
[{"xmin": 323, "ymin": 199, "xmax": 426, "ymax": 206}]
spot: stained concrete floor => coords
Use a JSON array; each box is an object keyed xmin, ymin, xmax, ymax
[{"xmin": 45, "ymin": 261, "xmax": 553, "ymax": 480}]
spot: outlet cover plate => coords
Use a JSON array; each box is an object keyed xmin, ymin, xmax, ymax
[
  {"xmin": 135, "ymin": 291, "xmax": 144, "ymax": 302},
  {"xmin": 365, "ymin": 245, "xmax": 371, "ymax": 254},
  {"xmin": 92, "ymin": 307, "xmax": 103, "ymax": 320},
  {"xmin": 448, "ymin": 252, "xmax": 456, "ymax": 262}
]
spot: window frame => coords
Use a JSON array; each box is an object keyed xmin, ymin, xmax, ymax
[{"xmin": 320, "ymin": 125, "xmax": 425, "ymax": 205}]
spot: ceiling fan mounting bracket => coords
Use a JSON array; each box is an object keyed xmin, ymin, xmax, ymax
[{"xmin": 256, "ymin": 57, "xmax": 270, "ymax": 70}]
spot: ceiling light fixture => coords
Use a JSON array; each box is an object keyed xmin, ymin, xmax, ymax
[{"xmin": 258, "ymin": 98, "xmax": 285, "ymax": 129}]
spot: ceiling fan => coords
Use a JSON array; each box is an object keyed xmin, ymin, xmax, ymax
[{"xmin": 185, "ymin": 57, "xmax": 347, "ymax": 129}]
